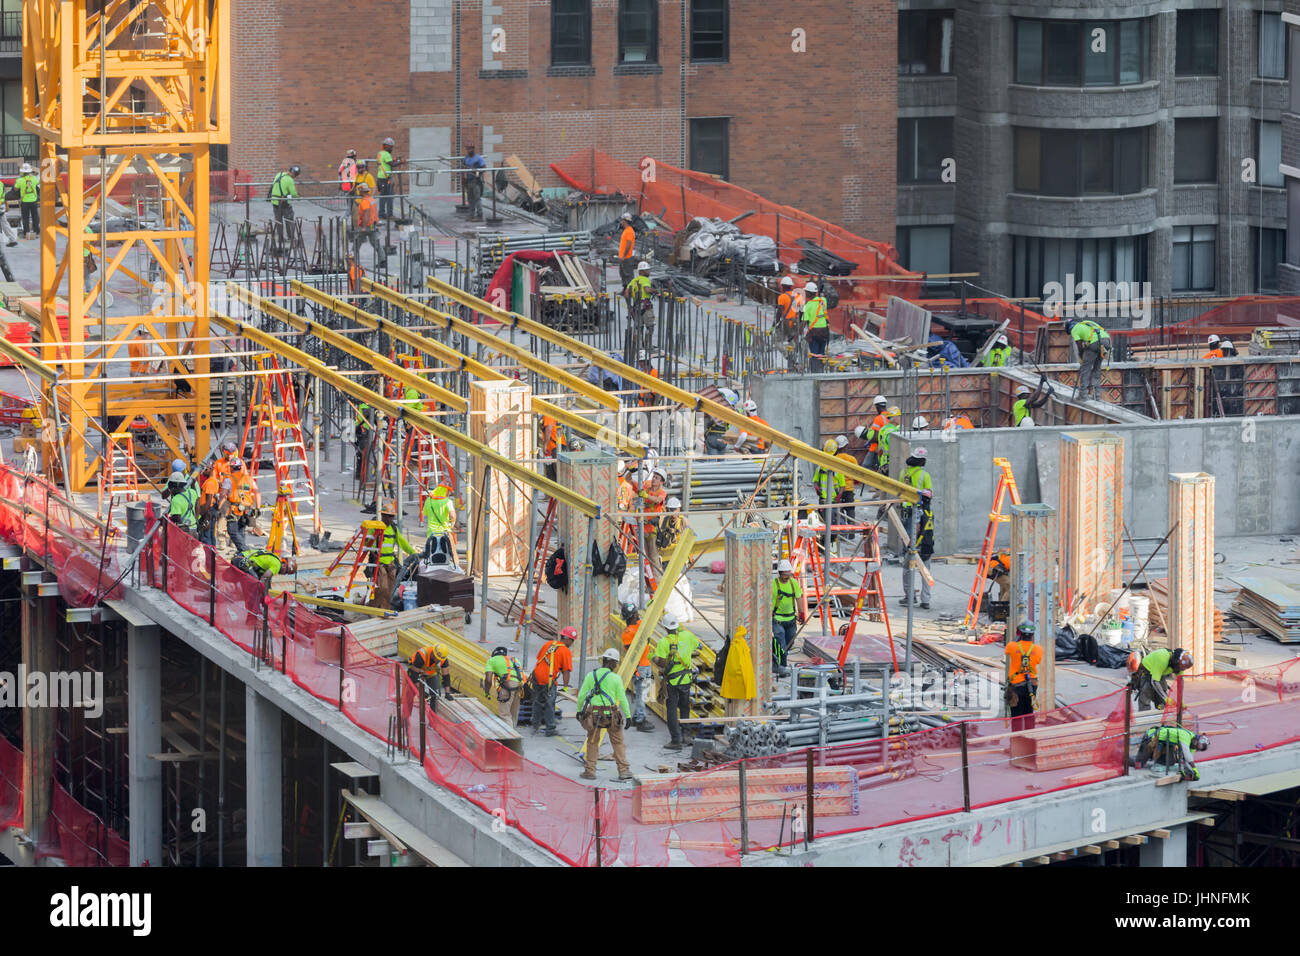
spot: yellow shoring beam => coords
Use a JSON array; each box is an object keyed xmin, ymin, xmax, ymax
[
  {"xmin": 0, "ymin": 339, "xmax": 58, "ymax": 383},
  {"xmin": 210, "ymin": 313, "xmax": 600, "ymax": 518},
  {"xmin": 421, "ymin": 277, "xmax": 919, "ymax": 504},
  {"xmin": 360, "ymin": 277, "xmax": 621, "ymax": 412},
  {"xmin": 289, "ymin": 282, "xmax": 646, "ymax": 457},
  {"xmin": 230, "ymin": 286, "xmax": 468, "ymax": 413}
]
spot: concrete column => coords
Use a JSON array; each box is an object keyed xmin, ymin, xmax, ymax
[
  {"xmin": 468, "ymin": 379, "xmax": 532, "ymax": 575},
  {"xmin": 1058, "ymin": 432, "xmax": 1124, "ymax": 611},
  {"xmin": 20, "ymin": 589, "xmax": 54, "ymax": 836},
  {"xmin": 126, "ymin": 621, "xmax": 163, "ymax": 867},
  {"xmin": 724, "ymin": 528, "xmax": 774, "ymax": 712},
  {"xmin": 1168, "ymin": 473, "xmax": 1215, "ymax": 677},
  {"xmin": 1010, "ymin": 503, "xmax": 1058, "ymax": 712},
  {"xmin": 1139, "ymin": 826, "xmax": 1187, "ymax": 867},
  {"xmin": 245, "ymin": 686, "xmax": 282, "ymax": 867},
  {"xmin": 556, "ymin": 449, "xmax": 618, "ymax": 660}
]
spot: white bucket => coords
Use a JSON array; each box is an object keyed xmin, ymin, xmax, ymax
[
  {"xmin": 1130, "ymin": 596, "xmax": 1150, "ymax": 643},
  {"xmin": 1099, "ymin": 622, "xmax": 1124, "ymax": 646}
]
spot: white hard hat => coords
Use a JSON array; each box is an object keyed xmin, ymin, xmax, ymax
[
  {"xmin": 667, "ymin": 496, "xmax": 681, "ymax": 510},
  {"xmin": 780, "ymin": 276, "xmax": 793, "ymax": 287},
  {"xmin": 616, "ymin": 460, "xmax": 626, "ymax": 476},
  {"xmin": 637, "ymin": 260, "xmax": 651, "ymax": 272},
  {"xmin": 835, "ymin": 435, "xmax": 849, "ymax": 450},
  {"xmin": 621, "ymin": 211, "xmax": 633, "ymax": 220},
  {"xmin": 662, "ymin": 613, "xmax": 678, "ymax": 630},
  {"xmin": 996, "ymin": 334, "xmax": 1008, "ymax": 346},
  {"xmin": 653, "ymin": 467, "xmax": 667, "ymax": 480},
  {"xmin": 913, "ymin": 416, "xmax": 929, "ymax": 430},
  {"xmin": 601, "ymin": 647, "xmax": 621, "ymax": 663},
  {"xmin": 804, "ymin": 281, "xmax": 819, "ymax": 294},
  {"xmin": 637, "ymin": 350, "xmax": 649, "ymax": 362},
  {"xmin": 1016, "ymin": 385, "xmax": 1030, "ymax": 396},
  {"xmin": 873, "ymin": 394, "xmax": 887, "ymax": 406},
  {"xmin": 743, "ymin": 398, "xmax": 758, "ymax": 414},
  {"xmin": 853, "ymin": 425, "xmax": 867, "ymax": 439},
  {"xmin": 777, "ymin": 559, "xmax": 794, "ymax": 573},
  {"xmin": 913, "ymin": 446, "xmax": 929, "ymax": 458},
  {"xmin": 1221, "ymin": 340, "xmax": 1234, "ymax": 349},
  {"xmin": 1207, "ymin": 334, "xmax": 1220, "ymax": 345},
  {"xmin": 718, "ymin": 388, "xmax": 738, "ymax": 406}
]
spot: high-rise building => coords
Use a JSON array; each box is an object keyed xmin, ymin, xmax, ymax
[
  {"xmin": 1280, "ymin": 0, "xmax": 1300, "ymax": 292},
  {"xmin": 898, "ymin": 1, "xmax": 1288, "ymax": 302}
]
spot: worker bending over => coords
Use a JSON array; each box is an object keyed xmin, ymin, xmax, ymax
[
  {"xmin": 576, "ymin": 648, "xmax": 635, "ymax": 781},
  {"xmin": 1129, "ymin": 647, "xmax": 1193, "ymax": 711},
  {"xmin": 1133, "ymin": 724, "xmax": 1209, "ymax": 781},
  {"xmin": 232, "ymin": 549, "xmax": 295, "ymax": 582},
  {"xmin": 528, "ymin": 627, "xmax": 576, "ymax": 736},
  {"xmin": 483, "ymin": 646, "xmax": 526, "ymax": 726},
  {"xmin": 1013, "ymin": 379, "xmax": 1051, "ymax": 427},
  {"xmin": 409, "ymin": 644, "xmax": 453, "ymax": 699},
  {"xmin": 1067, "ymin": 318, "xmax": 1111, "ymax": 401},
  {"xmin": 987, "ymin": 550, "xmax": 1011, "ymax": 601},
  {"xmin": 1004, "ymin": 622, "xmax": 1042, "ymax": 730},
  {"xmin": 653, "ymin": 615, "xmax": 701, "ymax": 751},
  {"xmin": 900, "ymin": 447, "xmax": 934, "ymax": 609}
]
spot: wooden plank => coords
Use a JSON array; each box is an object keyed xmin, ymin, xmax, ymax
[
  {"xmin": 343, "ymin": 789, "xmax": 467, "ymax": 867},
  {"xmin": 1149, "ymin": 828, "xmax": 1171, "ymax": 839},
  {"xmin": 1121, "ymin": 834, "xmax": 1148, "ymax": 845}
]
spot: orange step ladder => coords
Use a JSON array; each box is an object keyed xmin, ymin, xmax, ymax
[
  {"xmin": 241, "ymin": 354, "xmax": 321, "ymax": 536},
  {"xmin": 326, "ymin": 520, "xmax": 388, "ymax": 599},
  {"xmin": 98, "ymin": 431, "xmax": 140, "ymax": 518},
  {"xmin": 963, "ymin": 458, "xmax": 1022, "ymax": 627}
]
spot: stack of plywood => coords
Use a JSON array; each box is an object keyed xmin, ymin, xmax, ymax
[
  {"xmin": 1149, "ymin": 578, "xmax": 1223, "ymax": 643},
  {"xmin": 349, "ymin": 605, "xmax": 465, "ymax": 659},
  {"xmin": 1229, "ymin": 576, "xmax": 1300, "ymax": 643},
  {"xmin": 1166, "ymin": 474, "xmax": 1215, "ymax": 675},
  {"xmin": 631, "ymin": 766, "xmax": 860, "ymax": 823}
]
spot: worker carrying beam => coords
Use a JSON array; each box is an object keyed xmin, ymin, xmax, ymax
[
  {"xmin": 1128, "ymin": 647, "xmax": 1193, "ymax": 712},
  {"xmin": 620, "ymin": 602, "xmax": 655, "ymax": 732},
  {"xmin": 1013, "ymin": 380, "xmax": 1051, "ymax": 427},
  {"xmin": 900, "ymin": 447, "xmax": 934, "ymax": 609},
  {"xmin": 1004, "ymin": 621, "xmax": 1042, "ymax": 731},
  {"xmin": 576, "ymin": 647, "xmax": 634, "ymax": 781},
  {"xmin": 981, "ymin": 334, "xmax": 1012, "ymax": 367},
  {"xmin": 483, "ymin": 646, "xmax": 526, "ymax": 726},
  {"xmin": 528, "ymin": 627, "xmax": 577, "ymax": 737},
  {"xmin": 410, "ymin": 644, "xmax": 453, "ymax": 699},
  {"xmin": 1066, "ymin": 318, "xmax": 1111, "ymax": 401},
  {"xmin": 617, "ymin": 212, "xmax": 637, "ymax": 287},
  {"xmin": 653, "ymin": 614, "xmax": 701, "ymax": 751}
]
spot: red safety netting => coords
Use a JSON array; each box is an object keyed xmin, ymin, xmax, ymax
[
  {"xmin": 0, "ymin": 736, "xmax": 22, "ymax": 831},
  {"xmin": 43, "ymin": 783, "xmax": 126, "ymax": 867}
]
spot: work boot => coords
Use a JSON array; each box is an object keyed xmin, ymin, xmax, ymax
[
  {"xmin": 579, "ymin": 769, "xmax": 596, "ymax": 780},
  {"xmin": 898, "ymin": 596, "xmax": 912, "ymax": 607},
  {"xmin": 636, "ymin": 720, "xmax": 654, "ymax": 733},
  {"xmin": 920, "ymin": 601, "xmax": 931, "ymax": 610},
  {"xmin": 361, "ymin": 502, "xmax": 377, "ymax": 514},
  {"xmin": 665, "ymin": 741, "xmax": 683, "ymax": 751},
  {"xmin": 617, "ymin": 773, "xmax": 635, "ymax": 782}
]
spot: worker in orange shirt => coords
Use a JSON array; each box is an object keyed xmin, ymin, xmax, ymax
[
  {"xmin": 733, "ymin": 398, "xmax": 769, "ymax": 454},
  {"xmin": 225, "ymin": 458, "xmax": 257, "ymax": 552},
  {"xmin": 853, "ymin": 395, "xmax": 890, "ymax": 470},
  {"xmin": 1203, "ymin": 335, "xmax": 1237, "ymax": 359},
  {"xmin": 835, "ymin": 438, "xmax": 859, "ymax": 527},
  {"xmin": 634, "ymin": 350, "xmax": 660, "ymax": 408},
  {"xmin": 617, "ymin": 211, "xmax": 637, "ymax": 287},
  {"xmin": 540, "ymin": 414, "xmax": 566, "ymax": 483},
  {"xmin": 1004, "ymin": 622, "xmax": 1043, "ymax": 731},
  {"xmin": 940, "ymin": 414, "xmax": 974, "ymax": 432},
  {"xmin": 640, "ymin": 467, "xmax": 668, "ymax": 567},
  {"xmin": 350, "ymin": 182, "xmax": 382, "ymax": 264},
  {"xmin": 619, "ymin": 602, "xmax": 655, "ymax": 731},
  {"xmin": 987, "ymin": 550, "xmax": 1011, "ymax": 601},
  {"xmin": 196, "ymin": 466, "xmax": 227, "ymax": 548},
  {"xmin": 528, "ymin": 626, "xmax": 577, "ymax": 736},
  {"xmin": 128, "ymin": 327, "xmax": 152, "ymax": 376},
  {"xmin": 616, "ymin": 459, "xmax": 637, "ymax": 551}
]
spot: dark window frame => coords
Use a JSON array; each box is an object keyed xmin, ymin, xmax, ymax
[
  {"xmin": 898, "ymin": 9, "xmax": 955, "ymax": 76},
  {"xmin": 1175, "ymin": 9, "xmax": 1219, "ymax": 76},
  {"xmin": 1013, "ymin": 17, "xmax": 1150, "ymax": 87},
  {"xmin": 897, "ymin": 116, "xmax": 954, "ymax": 184},
  {"xmin": 689, "ymin": 117, "xmax": 729, "ymax": 180},
  {"xmin": 1174, "ymin": 117, "xmax": 1218, "ymax": 185},
  {"xmin": 1012, "ymin": 126, "xmax": 1148, "ymax": 197},
  {"xmin": 690, "ymin": 0, "xmax": 728, "ymax": 63},
  {"xmin": 1171, "ymin": 225, "xmax": 1217, "ymax": 293},
  {"xmin": 551, "ymin": 0, "xmax": 592, "ymax": 67},
  {"xmin": 1011, "ymin": 234, "xmax": 1150, "ymax": 300},
  {"xmin": 1255, "ymin": 119, "xmax": 1283, "ymax": 188},
  {"xmin": 1259, "ymin": 11, "xmax": 1289, "ymax": 79},
  {"xmin": 1254, "ymin": 226, "xmax": 1286, "ymax": 293},
  {"xmin": 618, "ymin": 0, "xmax": 659, "ymax": 65}
]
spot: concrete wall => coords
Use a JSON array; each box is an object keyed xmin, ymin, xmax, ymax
[{"xmin": 890, "ymin": 416, "xmax": 1300, "ymax": 554}]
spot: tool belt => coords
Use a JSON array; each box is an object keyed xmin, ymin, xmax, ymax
[
  {"xmin": 495, "ymin": 678, "xmax": 521, "ymax": 703},
  {"xmin": 581, "ymin": 705, "xmax": 619, "ymax": 730},
  {"xmin": 1004, "ymin": 679, "xmax": 1037, "ymax": 708}
]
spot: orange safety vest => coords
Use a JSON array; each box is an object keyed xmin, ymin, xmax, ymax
[
  {"xmin": 617, "ymin": 477, "xmax": 635, "ymax": 512},
  {"xmin": 747, "ymin": 416, "xmax": 770, "ymax": 451},
  {"xmin": 354, "ymin": 195, "xmax": 378, "ymax": 230},
  {"xmin": 1202, "ymin": 349, "xmax": 1223, "ymax": 359},
  {"xmin": 339, "ymin": 158, "xmax": 358, "ymax": 192},
  {"xmin": 542, "ymin": 416, "xmax": 565, "ymax": 457},
  {"xmin": 867, "ymin": 413, "xmax": 887, "ymax": 452},
  {"xmin": 637, "ymin": 367, "xmax": 660, "ymax": 408},
  {"xmin": 777, "ymin": 292, "xmax": 799, "ymax": 320},
  {"xmin": 411, "ymin": 647, "xmax": 448, "ymax": 676},
  {"xmin": 619, "ymin": 225, "xmax": 636, "ymax": 260},
  {"xmin": 200, "ymin": 474, "xmax": 221, "ymax": 508},
  {"xmin": 621, "ymin": 622, "xmax": 651, "ymax": 668},
  {"xmin": 942, "ymin": 416, "xmax": 974, "ymax": 431},
  {"xmin": 228, "ymin": 470, "xmax": 255, "ymax": 515}
]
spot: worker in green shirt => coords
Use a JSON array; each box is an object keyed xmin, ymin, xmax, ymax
[
  {"xmin": 801, "ymin": 281, "xmax": 829, "ymax": 372},
  {"xmin": 900, "ymin": 447, "xmax": 934, "ymax": 609},
  {"xmin": 1012, "ymin": 380, "xmax": 1051, "ymax": 427},
  {"xmin": 14, "ymin": 162, "xmax": 40, "ymax": 238},
  {"xmin": 652, "ymin": 614, "xmax": 701, "ymax": 751},
  {"xmin": 772, "ymin": 559, "xmax": 805, "ymax": 673},
  {"xmin": 421, "ymin": 484, "xmax": 457, "ymax": 567},
  {"xmin": 875, "ymin": 407, "xmax": 902, "ymax": 475},
  {"xmin": 1129, "ymin": 647, "xmax": 1193, "ymax": 711},
  {"xmin": 483, "ymin": 646, "xmax": 526, "ymax": 726},
  {"xmin": 575, "ymin": 647, "xmax": 634, "ymax": 781},
  {"xmin": 1066, "ymin": 319, "xmax": 1111, "ymax": 401},
  {"xmin": 165, "ymin": 472, "xmax": 200, "ymax": 532},
  {"xmin": 371, "ymin": 503, "xmax": 417, "ymax": 609},
  {"xmin": 981, "ymin": 334, "xmax": 1012, "ymax": 367},
  {"xmin": 232, "ymin": 548, "xmax": 294, "ymax": 581},
  {"xmin": 1133, "ymin": 724, "xmax": 1209, "ymax": 780},
  {"xmin": 269, "ymin": 165, "xmax": 301, "ymax": 244},
  {"xmin": 377, "ymin": 136, "xmax": 400, "ymax": 220},
  {"xmin": 813, "ymin": 438, "xmax": 847, "ymax": 541}
]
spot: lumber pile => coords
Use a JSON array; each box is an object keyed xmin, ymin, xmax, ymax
[
  {"xmin": 632, "ymin": 765, "xmax": 860, "ymax": 823},
  {"xmin": 490, "ymin": 597, "xmax": 558, "ymax": 642},
  {"xmin": 348, "ymin": 605, "xmax": 466, "ymax": 661},
  {"xmin": 1229, "ymin": 576, "xmax": 1300, "ymax": 643},
  {"xmin": 1010, "ymin": 722, "xmax": 1105, "ymax": 771},
  {"xmin": 1148, "ymin": 578, "xmax": 1223, "ymax": 643},
  {"xmin": 397, "ymin": 620, "xmax": 500, "ymax": 708}
]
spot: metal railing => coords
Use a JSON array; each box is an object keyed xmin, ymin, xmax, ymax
[{"xmin": 0, "ymin": 11, "xmax": 20, "ymax": 53}]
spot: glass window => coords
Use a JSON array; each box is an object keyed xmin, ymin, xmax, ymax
[
  {"xmin": 1015, "ymin": 20, "xmax": 1043, "ymax": 85},
  {"xmin": 899, "ymin": 10, "xmax": 954, "ymax": 76},
  {"xmin": 1012, "ymin": 234, "xmax": 1149, "ymax": 299},
  {"xmin": 1014, "ymin": 128, "xmax": 1041, "ymax": 192},
  {"xmin": 1013, "ymin": 127, "xmax": 1147, "ymax": 196},
  {"xmin": 1290, "ymin": 181, "xmax": 1300, "ymax": 266},
  {"xmin": 1015, "ymin": 17, "xmax": 1148, "ymax": 86},
  {"xmin": 1260, "ymin": 12, "xmax": 1287, "ymax": 79},
  {"xmin": 1044, "ymin": 21, "xmax": 1082, "ymax": 85},
  {"xmin": 898, "ymin": 117, "xmax": 954, "ymax": 183},
  {"xmin": 1172, "ymin": 225, "xmax": 1216, "ymax": 292},
  {"xmin": 1176, "ymin": 9, "xmax": 1218, "ymax": 76},
  {"xmin": 1255, "ymin": 227, "xmax": 1285, "ymax": 292},
  {"xmin": 1292, "ymin": 33, "xmax": 1300, "ymax": 110},
  {"xmin": 1174, "ymin": 118, "xmax": 1218, "ymax": 184},
  {"xmin": 1118, "ymin": 19, "xmax": 1144, "ymax": 85},
  {"xmin": 1258, "ymin": 121, "xmax": 1283, "ymax": 188},
  {"xmin": 1085, "ymin": 21, "xmax": 1116, "ymax": 86},
  {"xmin": 1115, "ymin": 128, "xmax": 1146, "ymax": 195},
  {"xmin": 551, "ymin": 0, "xmax": 591, "ymax": 66},
  {"xmin": 618, "ymin": 0, "xmax": 657, "ymax": 64},
  {"xmin": 690, "ymin": 0, "xmax": 727, "ymax": 62},
  {"xmin": 689, "ymin": 118, "xmax": 729, "ymax": 180},
  {"xmin": 896, "ymin": 226, "xmax": 952, "ymax": 275}
]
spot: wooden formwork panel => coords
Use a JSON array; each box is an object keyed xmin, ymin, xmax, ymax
[
  {"xmin": 1058, "ymin": 433, "xmax": 1124, "ymax": 612},
  {"xmin": 817, "ymin": 374, "xmax": 993, "ymax": 440},
  {"xmin": 1168, "ymin": 473, "xmax": 1215, "ymax": 678},
  {"xmin": 1010, "ymin": 504, "xmax": 1058, "ymax": 713},
  {"xmin": 1243, "ymin": 362, "xmax": 1279, "ymax": 417},
  {"xmin": 724, "ymin": 528, "xmax": 774, "ymax": 712},
  {"xmin": 469, "ymin": 380, "xmax": 533, "ymax": 575},
  {"xmin": 556, "ymin": 450, "xmax": 619, "ymax": 656}
]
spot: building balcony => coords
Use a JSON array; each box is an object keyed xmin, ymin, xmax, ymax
[
  {"xmin": 1004, "ymin": 189, "xmax": 1157, "ymax": 234},
  {"xmin": 0, "ymin": 11, "xmax": 21, "ymax": 56}
]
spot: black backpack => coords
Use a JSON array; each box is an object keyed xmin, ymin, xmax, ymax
[
  {"xmin": 1076, "ymin": 632, "xmax": 1099, "ymax": 665},
  {"xmin": 544, "ymin": 546, "xmax": 569, "ymax": 591}
]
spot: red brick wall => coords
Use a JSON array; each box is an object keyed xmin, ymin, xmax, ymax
[{"xmin": 229, "ymin": 0, "xmax": 896, "ymax": 241}]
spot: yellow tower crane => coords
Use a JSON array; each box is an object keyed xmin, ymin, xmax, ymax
[{"xmin": 23, "ymin": 0, "xmax": 229, "ymax": 490}]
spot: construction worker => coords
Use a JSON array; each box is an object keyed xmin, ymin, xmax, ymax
[
  {"xmin": 483, "ymin": 646, "xmax": 526, "ymax": 726},
  {"xmin": 14, "ymin": 162, "xmax": 39, "ymax": 238},
  {"xmin": 1133, "ymin": 724, "xmax": 1209, "ymax": 780},
  {"xmin": 774, "ymin": 275, "xmax": 803, "ymax": 335},
  {"xmin": 528, "ymin": 626, "xmax": 576, "ymax": 736},
  {"xmin": 197, "ymin": 469, "xmax": 228, "ymax": 547},
  {"xmin": 617, "ymin": 211, "xmax": 637, "ymax": 287},
  {"xmin": 576, "ymin": 647, "xmax": 634, "ymax": 781},
  {"xmin": 634, "ymin": 350, "xmax": 660, "ymax": 408},
  {"xmin": 813, "ymin": 438, "xmax": 846, "ymax": 538},
  {"xmin": 640, "ymin": 467, "xmax": 668, "ymax": 572},
  {"xmin": 269, "ymin": 165, "xmax": 301, "ymax": 236},
  {"xmin": 354, "ymin": 159, "xmax": 377, "ymax": 198},
  {"xmin": 855, "ymin": 395, "xmax": 890, "ymax": 470},
  {"xmin": 900, "ymin": 446, "xmax": 934, "ymax": 609},
  {"xmin": 652, "ymin": 614, "xmax": 700, "ymax": 751},
  {"xmin": 620, "ymin": 602, "xmax": 654, "ymax": 731},
  {"xmin": 350, "ymin": 182, "xmax": 382, "ymax": 264},
  {"xmin": 802, "ymin": 281, "xmax": 830, "ymax": 372},
  {"xmin": 232, "ymin": 548, "xmax": 293, "ymax": 582},
  {"xmin": 372, "ymin": 504, "xmax": 417, "ymax": 608},
  {"xmin": 1004, "ymin": 621, "xmax": 1042, "ymax": 731},
  {"xmin": 874, "ymin": 407, "xmax": 901, "ymax": 475},
  {"xmin": 772, "ymin": 559, "xmax": 805, "ymax": 673},
  {"xmin": 655, "ymin": 496, "xmax": 685, "ymax": 560},
  {"xmin": 988, "ymin": 550, "xmax": 1011, "ymax": 601},
  {"xmin": 624, "ymin": 260, "xmax": 654, "ymax": 346},
  {"xmin": 540, "ymin": 414, "xmax": 566, "ymax": 482},
  {"xmin": 1013, "ymin": 380, "xmax": 1051, "ymax": 427},
  {"xmin": 940, "ymin": 415, "xmax": 974, "ymax": 432},
  {"xmin": 830, "ymin": 435, "xmax": 859, "ymax": 527},
  {"xmin": 1067, "ymin": 318, "xmax": 1111, "ymax": 401},
  {"xmin": 703, "ymin": 409, "xmax": 729, "ymax": 455},
  {"xmin": 981, "ymin": 334, "xmax": 1012, "ymax": 367},
  {"xmin": 353, "ymin": 400, "xmax": 376, "ymax": 488},
  {"xmin": 732, "ymin": 398, "xmax": 769, "ymax": 454},
  {"xmin": 378, "ymin": 137, "xmax": 401, "ymax": 220},
  {"xmin": 421, "ymin": 484, "xmax": 457, "ymax": 566},
  {"xmin": 226, "ymin": 459, "xmax": 256, "ymax": 552},
  {"xmin": 1129, "ymin": 647, "xmax": 1193, "ymax": 712},
  {"xmin": 1204, "ymin": 337, "xmax": 1238, "ymax": 359},
  {"xmin": 0, "ymin": 176, "xmax": 18, "ymax": 246},
  {"xmin": 460, "ymin": 142, "xmax": 485, "ymax": 221},
  {"xmin": 409, "ymin": 644, "xmax": 453, "ymax": 699},
  {"xmin": 165, "ymin": 472, "xmax": 200, "ymax": 533},
  {"xmin": 338, "ymin": 148, "xmax": 359, "ymax": 195}
]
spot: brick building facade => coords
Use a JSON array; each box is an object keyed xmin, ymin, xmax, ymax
[{"xmin": 228, "ymin": 0, "xmax": 897, "ymax": 242}]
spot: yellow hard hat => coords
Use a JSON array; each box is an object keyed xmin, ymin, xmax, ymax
[
  {"xmin": 432, "ymin": 485, "xmax": 449, "ymax": 499},
  {"xmin": 823, "ymin": 439, "xmax": 837, "ymax": 455},
  {"xmin": 886, "ymin": 405, "xmax": 901, "ymax": 417},
  {"xmin": 433, "ymin": 643, "xmax": 448, "ymax": 661}
]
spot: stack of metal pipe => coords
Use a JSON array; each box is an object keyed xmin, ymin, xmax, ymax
[{"xmin": 663, "ymin": 458, "xmax": 793, "ymax": 509}]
